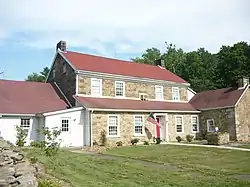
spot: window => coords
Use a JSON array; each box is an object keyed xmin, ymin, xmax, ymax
[
  {"xmin": 21, "ymin": 118, "xmax": 30, "ymax": 133},
  {"xmin": 108, "ymin": 115, "xmax": 119, "ymax": 136},
  {"xmin": 175, "ymin": 116, "xmax": 183, "ymax": 133},
  {"xmin": 115, "ymin": 81, "xmax": 125, "ymax": 97},
  {"xmin": 207, "ymin": 119, "xmax": 215, "ymax": 132},
  {"xmin": 139, "ymin": 93, "xmax": 148, "ymax": 101},
  {"xmin": 52, "ymin": 69, "xmax": 56, "ymax": 79},
  {"xmin": 91, "ymin": 78, "xmax": 102, "ymax": 96},
  {"xmin": 172, "ymin": 87, "xmax": 180, "ymax": 101},
  {"xmin": 191, "ymin": 116, "xmax": 199, "ymax": 132},
  {"xmin": 21, "ymin": 119, "xmax": 30, "ymax": 129},
  {"xmin": 61, "ymin": 119, "xmax": 69, "ymax": 132},
  {"xmin": 155, "ymin": 85, "xmax": 163, "ymax": 100},
  {"xmin": 134, "ymin": 116, "xmax": 144, "ymax": 136}
]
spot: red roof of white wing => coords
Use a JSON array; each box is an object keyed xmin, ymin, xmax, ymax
[
  {"xmin": 62, "ymin": 51, "xmax": 187, "ymax": 83},
  {"xmin": 0, "ymin": 80, "xmax": 69, "ymax": 114}
]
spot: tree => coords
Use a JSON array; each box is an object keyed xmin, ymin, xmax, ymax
[
  {"xmin": 132, "ymin": 47, "xmax": 162, "ymax": 65},
  {"xmin": 26, "ymin": 67, "xmax": 50, "ymax": 82},
  {"xmin": 217, "ymin": 42, "xmax": 250, "ymax": 87}
]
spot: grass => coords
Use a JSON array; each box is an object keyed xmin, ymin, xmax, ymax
[
  {"xmin": 234, "ymin": 144, "xmax": 250, "ymax": 149},
  {"xmin": 23, "ymin": 146, "xmax": 250, "ymax": 187}
]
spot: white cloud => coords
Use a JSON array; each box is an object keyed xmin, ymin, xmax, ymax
[{"xmin": 0, "ymin": 0, "xmax": 249, "ymax": 56}]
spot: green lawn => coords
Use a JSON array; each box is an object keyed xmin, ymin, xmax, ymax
[
  {"xmin": 23, "ymin": 145, "xmax": 250, "ymax": 187},
  {"xmin": 235, "ymin": 144, "xmax": 250, "ymax": 149}
]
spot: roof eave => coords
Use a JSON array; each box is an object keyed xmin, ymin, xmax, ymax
[{"xmin": 86, "ymin": 108, "xmax": 200, "ymax": 113}]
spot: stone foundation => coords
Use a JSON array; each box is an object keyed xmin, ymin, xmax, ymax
[{"xmin": 0, "ymin": 137, "xmax": 39, "ymax": 187}]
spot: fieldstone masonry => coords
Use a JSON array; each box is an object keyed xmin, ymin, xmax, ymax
[
  {"xmin": 0, "ymin": 137, "xmax": 39, "ymax": 187},
  {"xmin": 77, "ymin": 75, "xmax": 188, "ymax": 101}
]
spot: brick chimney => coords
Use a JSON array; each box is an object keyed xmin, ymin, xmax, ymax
[
  {"xmin": 56, "ymin": 41, "xmax": 67, "ymax": 52},
  {"xmin": 155, "ymin": 59, "xmax": 165, "ymax": 69},
  {"xmin": 238, "ymin": 77, "xmax": 249, "ymax": 89}
]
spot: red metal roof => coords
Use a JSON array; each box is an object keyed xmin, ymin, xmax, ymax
[
  {"xmin": 0, "ymin": 80, "xmax": 69, "ymax": 114},
  {"xmin": 76, "ymin": 96, "xmax": 197, "ymax": 111},
  {"xmin": 62, "ymin": 51, "xmax": 187, "ymax": 83},
  {"xmin": 189, "ymin": 87, "xmax": 246, "ymax": 110}
]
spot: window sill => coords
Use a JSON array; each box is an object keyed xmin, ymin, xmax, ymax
[
  {"xmin": 133, "ymin": 134, "xmax": 145, "ymax": 137},
  {"xmin": 192, "ymin": 131, "xmax": 199, "ymax": 133},
  {"xmin": 176, "ymin": 132, "xmax": 184, "ymax": 134},
  {"xmin": 107, "ymin": 135, "xmax": 120, "ymax": 138}
]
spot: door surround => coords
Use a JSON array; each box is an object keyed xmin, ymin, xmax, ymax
[{"xmin": 154, "ymin": 113, "xmax": 168, "ymax": 142}]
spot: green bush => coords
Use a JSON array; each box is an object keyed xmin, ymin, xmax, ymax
[
  {"xmin": 155, "ymin": 138, "xmax": 162, "ymax": 144},
  {"xmin": 15, "ymin": 125, "xmax": 28, "ymax": 147},
  {"xmin": 176, "ymin": 136, "xmax": 182, "ymax": 142},
  {"xmin": 116, "ymin": 141, "xmax": 123, "ymax": 147},
  {"xmin": 30, "ymin": 141, "xmax": 46, "ymax": 149},
  {"xmin": 143, "ymin": 140, "xmax": 149, "ymax": 145},
  {"xmin": 38, "ymin": 179, "xmax": 61, "ymax": 187},
  {"xmin": 100, "ymin": 130, "xmax": 107, "ymax": 146},
  {"xmin": 207, "ymin": 132, "xmax": 219, "ymax": 145},
  {"xmin": 131, "ymin": 138, "xmax": 140, "ymax": 145},
  {"xmin": 30, "ymin": 156, "xmax": 38, "ymax": 164},
  {"xmin": 186, "ymin": 134, "xmax": 194, "ymax": 142}
]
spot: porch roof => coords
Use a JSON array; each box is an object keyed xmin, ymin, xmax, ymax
[{"xmin": 75, "ymin": 96, "xmax": 199, "ymax": 112}]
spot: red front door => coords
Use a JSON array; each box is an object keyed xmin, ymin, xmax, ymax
[{"xmin": 156, "ymin": 117, "xmax": 160, "ymax": 138}]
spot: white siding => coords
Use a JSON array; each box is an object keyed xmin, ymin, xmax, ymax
[
  {"xmin": 187, "ymin": 89, "xmax": 196, "ymax": 101},
  {"xmin": 0, "ymin": 116, "xmax": 39, "ymax": 146},
  {"xmin": 44, "ymin": 108, "xmax": 87, "ymax": 147}
]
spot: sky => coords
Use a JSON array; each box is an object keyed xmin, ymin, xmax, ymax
[{"xmin": 0, "ymin": 0, "xmax": 249, "ymax": 81}]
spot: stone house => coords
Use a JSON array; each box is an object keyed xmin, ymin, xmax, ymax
[
  {"xmin": 190, "ymin": 78, "xmax": 250, "ymax": 142},
  {"xmin": 0, "ymin": 40, "xmax": 249, "ymax": 147},
  {"xmin": 45, "ymin": 41, "xmax": 201, "ymax": 146}
]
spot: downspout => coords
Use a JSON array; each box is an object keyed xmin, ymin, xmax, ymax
[{"xmin": 90, "ymin": 109, "xmax": 94, "ymax": 147}]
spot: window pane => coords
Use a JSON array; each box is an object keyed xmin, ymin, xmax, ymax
[
  {"xmin": 134, "ymin": 116, "xmax": 143, "ymax": 134},
  {"xmin": 108, "ymin": 116, "xmax": 118, "ymax": 136},
  {"xmin": 172, "ymin": 87, "xmax": 180, "ymax": 100},
  {"xmin": 91, "ymin": 79, "xmax": 101, "ymax": 95},
  {"xmin": 192, "ymin": 116, "xmax": 198, "ymax": 132},
  {"xmin": 62, "ymin": 119, "xmax": 69, "ymax": 132},
  {"xmin": 115, "ymin": 82, "xmax": 124, "ymax": 96},
  {"xmin": 155, "ymin": 86, "xmax": 163, "ymax": 99},
  {"xmin": 21, "ymin": 119, "xmax": 30, "ymax": 129},
  {"xmin": 176, "ymin": 116, "xmax": 183, "ymax": 132}
]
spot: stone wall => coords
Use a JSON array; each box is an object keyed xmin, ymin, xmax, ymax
[
  {"xmin": 0, "ymin": 137, "xmax": 39, "ymax": 187},
  {"xmin": 47, "ymin": 54, "xmax": 76, "ymax": 106},
  {"xmin": 235, "ymin": 87, "xmax": 250, "ymax": 142},
  {"xmin": 77, "ymin": 75, "xmax": 188, "ymax": 101},
  {"xmin": 91, "ymin": 112, "xmax": 199, "ymax": 145},
  {"xmin": 199, "ymin": 107, "xmax": 236, "ymax": 140}
]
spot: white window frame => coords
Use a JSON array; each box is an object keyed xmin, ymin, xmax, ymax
[
  {"xmin": 61, "ymin": 118, "xmax": 70, "ymax": 132},
  {"xmin": 155, "ymin": 85, "xmax": 164, "ymax": 100},
  {"xmin": 134, "ymin": 115, "xmax": 145, "ymax": 136},
  {"xmin": 207, "ymin": 119, "xmax": 215, "ymax": 132},
  {"xmin": 115, "ymin": 81, "xmax": 125, "ymax": 97},
  {"xmin": 175, "ymin": 115, "xmax": 184, "ymax": 133},
  {"xmin": 91, "ymin": 78, "xmax": 102, "ymax": 96},
  {"xmin": 172, "ymin": 87, "xmax": 180, "ymax": 101},
  {"xmin": 191, "ymin": 115, "xmax": 199, "ymax": 133},
  {"xmin": 107, "ymin": 115, "xmax": 120, "ymax": 137}
]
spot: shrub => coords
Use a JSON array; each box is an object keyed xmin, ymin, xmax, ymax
[
  {"xmin": 30, "ymin": 141, "xmax": 46, "ymax": 149},
  {"xmin": 207, "ymin": 132, "xmax": 219, "ymax": 145},
  {"xmin": 38, "ymin": 179, "xmax": 61, "ymax": 187},
  {"xmin": 176, "ymin": 136, "xmax": 182, "ymax": 142},
  {"xmin": 143, "ymin": 140, "xmax": 149, "ymax": 145},
  {"xmin": 37, "ymin": 127, "xmax": 61, "ymax": 157},
  {"xmin": 152, "ymin": 137, "xmax": 156, "ymax": 143},
  {"xmin": 116, "ymin": 141, "xmax": 123, "ymax": 147},
  {"xmin": 131, "ymin": 138, "xmax": 140, "ymax": 145},
  {"xmin": 30, "ymin": 156, "xmax": 38, "ymax": 164},
  {"xmin": 186, "ymin": 134, "xmax": 194, "ymax": 142},
  {"xmin": 100, "ymin": 130, "xmax": 107, "ymax": 146},
  {"xmin": 155, "ymin": 138, "xmax": 162, "ymax": 144},
  {"xmin": 15, "ymin": 125, "xmax": 28, "ymax": 147}
]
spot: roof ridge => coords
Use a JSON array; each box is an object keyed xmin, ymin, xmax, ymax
[{"xmin": 0, "ymin": 79, "xmax": 49, "ymax": 85}]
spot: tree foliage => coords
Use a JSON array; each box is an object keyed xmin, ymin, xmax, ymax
[
  {"xmin": 133, "ymin": 41, "xmax": 250, "ymax": 92},
  {"xmin": 25, "ymin": 67, "xmax": 50, "ymax": 82}
]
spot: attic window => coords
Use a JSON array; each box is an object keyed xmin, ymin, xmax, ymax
[{"xmin": 139, "ymin": 93, "xmax": 148, "ymax": 101}]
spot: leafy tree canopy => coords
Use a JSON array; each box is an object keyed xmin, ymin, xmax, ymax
[{"xmin": 26, "ymin": 67, "xmax": 50, "ymax": 82}]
